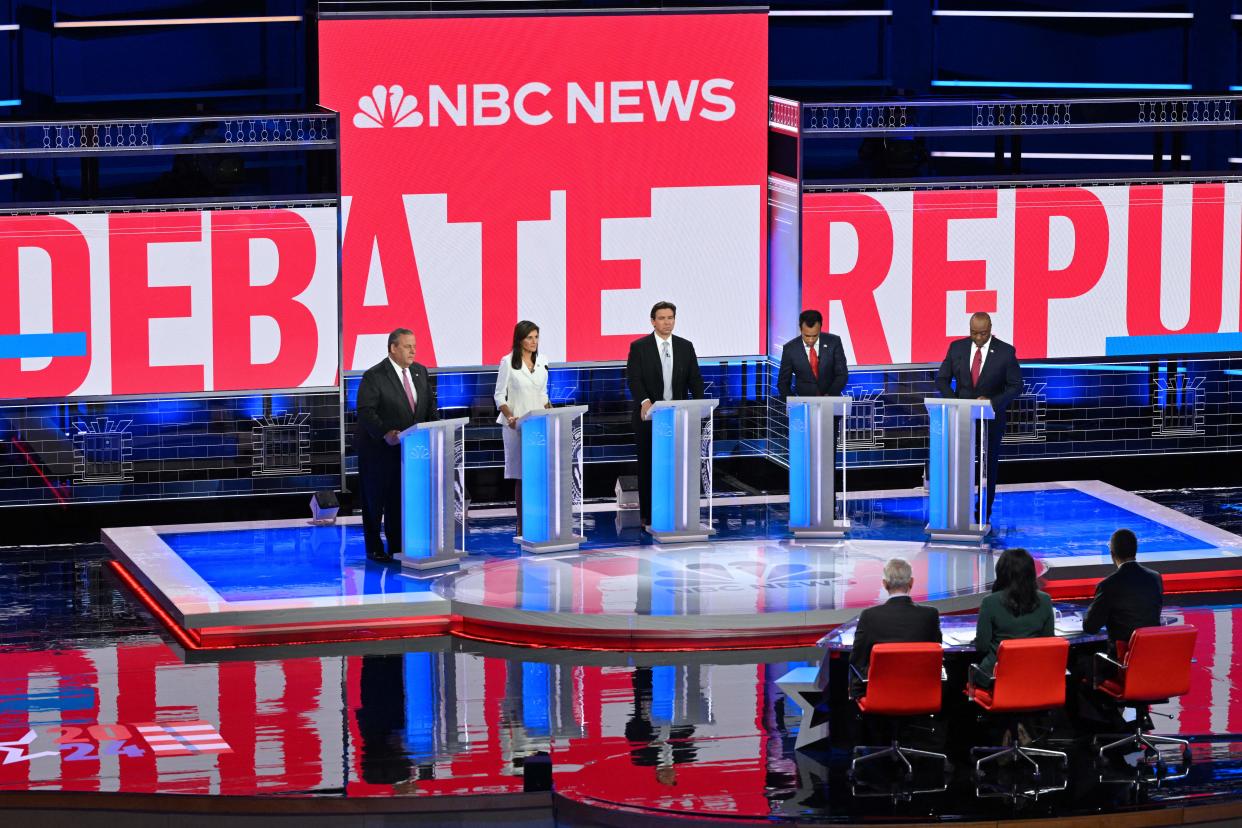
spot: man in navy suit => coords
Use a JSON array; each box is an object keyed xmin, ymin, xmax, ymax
[
  {"xmin": 1083, "ymin": 528, "xmax": 1164, "ymax": 654},
  {"xmin": 776, "ymin": 309, "xmax": 848, "ymax": 400},
  {"xmin": 1074, "ymin": 528, "xmax": 1164, "ymax": 729},
  {"xmin": 626, "ymin": 301, "xmax": 707, "ymax": 527},
  {"xmin": 355, "ymin": 328, "xmax": 439, "ymax": 561},
  {"xmin": 934, "ymin": 312, "xmax": 1022, "ymax": 521}
]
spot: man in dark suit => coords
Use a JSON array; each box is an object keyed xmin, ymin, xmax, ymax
[
  {"xmin": 776, "ymin": 309, "xmax": 848, "ymax": 399},
  {"xmin": 848, "ymin": 557, "xmax": 942, "ymax": 698},
  {"xmin": 934, "ymin": 311, "xmax": 1023, "ymax": 521},
  {"xmin": 625, "ymin": 301, "xmax": 707, "ymax": 526},
  {"xmin": 1073, "ymin": 528, "xmax": 1164, "ymax": 729},
  {"xmin": 1083, "ymin": 528, "xmax": 1164, "ymax": 654},
  {"xmin": 355, "ymin": 327, "xmax": 438, "ymax": 561}
]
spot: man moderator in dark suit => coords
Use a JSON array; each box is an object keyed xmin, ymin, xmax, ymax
[
  {"xmin": 1074, "ymin": 528, "xmax": 1164, "ymax": 728},
  {"xmin": 776, "ymin": 309, "xmax": 848, "ymax": 400},
  {"xmin": 1084, "ymin": 528, "xmax": 1164, "ymax": 655},
  {"xmin": 355, "ymin": 327, "xmax": 438, "ymax": 562},
  {"xmin": 848, "ymin": 557, "xmax": 942, "ymax": 698},
  {"xmin": 626, "ymin": 301, "xmax": 707, "ymax": 527},
  {"xmin": 934, "ymin": 311, "xmax": 1022, "ymax": 521}
]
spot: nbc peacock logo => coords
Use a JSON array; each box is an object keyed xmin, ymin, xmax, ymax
[{"xmin": 353, "ymin": 85, "xmax": 422, "ymax": 128}]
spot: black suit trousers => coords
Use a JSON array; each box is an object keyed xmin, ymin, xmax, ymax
[
  {"xmin": 636, "ymin": 419, "xmax": 653, "ymax": 524},
  {"xmin": 359, "ymin": 446, "xmax": 403, "ymax": 556},
  {"xmin": 980, "ymin": 417, "xmax": 1004, "ymax": 519}
]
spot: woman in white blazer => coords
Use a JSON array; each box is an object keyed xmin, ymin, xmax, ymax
[{"xmin": 494, "ymin": 320, "xmax": 551, "ymax": 534}]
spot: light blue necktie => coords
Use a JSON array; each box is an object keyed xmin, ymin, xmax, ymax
[{"xmin": 661, "ymin": 339, "xmax": 673, "ymax": 401}]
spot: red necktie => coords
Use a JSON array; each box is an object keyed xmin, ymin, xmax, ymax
[
  {"xmin": 402, "ymin": 368, "xmax": 417, "ymax": 415},
  {"xmin": 808, "ymin": 344, "xmax": 819, "ymax": 379},
  {"xmin": 971, "ymin": 346, "xmax": 982, "ymax": 387}
]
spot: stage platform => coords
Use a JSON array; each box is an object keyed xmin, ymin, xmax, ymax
[
  {"xmin": 5, "ymin": 512, "xmax": 1242, "ymax": 825},
  {"xmin": 103, "ymin": 480, "xmax": 1242, "ymax": 651}
]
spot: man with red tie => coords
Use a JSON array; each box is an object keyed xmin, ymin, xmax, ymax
[
  {"xmin": 355, "ymin": 328, "xmax": 439, "ymax": 561},
  {"xmin": 776, "ymin": 309, "xmax": 848, "ymax": 400},
  {"xmin": 935, "ymin": 312, "xmax": 1022, "ymax": 522}
]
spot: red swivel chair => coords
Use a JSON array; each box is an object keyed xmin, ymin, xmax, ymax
[
  {"xmin": 850, "ymin": 642, "xmax": 946, "ymax": 779},
  {"xmin": 1094, "ymin": 625, "xmax": 1197, "ymax": 768},
  {"xmin": 965, "ymin": 637, "xmax": 1070, "ymax": 778}
]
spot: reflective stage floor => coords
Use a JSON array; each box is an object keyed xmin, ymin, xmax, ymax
[
  {"xmin": 102, "ymin": 481, "xmax": 1242, "ymax": 649},
  {"xmin": 1, "ymin": 527, "xmax": 1241, "ymax": 825}
]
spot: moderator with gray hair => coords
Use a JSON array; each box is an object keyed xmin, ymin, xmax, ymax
[{"xmin": 883, "ymin": 557, "xmax": 913, "ymax": 591}]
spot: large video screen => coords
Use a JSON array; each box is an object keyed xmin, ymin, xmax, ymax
[
  {"xmin": 0, "ymin": 208, "xmax": 339, "ymax": 399},
  {"xmin": 320, "ymin": 12, "xmax": 768, "ymax": 370},
  {"xmin": 801, "ymin": 182, "xmax": 1242, "ymax": 363}
]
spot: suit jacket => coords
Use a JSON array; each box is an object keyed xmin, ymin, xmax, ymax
[
  {"xmin": 355, "ymin": 358, "xmax": 438, "ymax": 459},
  {"xmin": 1083, "ymin": 560, "xmax": 1164, "ymax": 650},
  {"xmin": 934, "ymin": 337, "xmax": 1023, "ymax": 421},
  {"xmin": 625, "ymin": 333, "xmax": 707, "ymax": 424},
  {"xmin": 973, "ymin": 590, "xmax": 1054, "ymax": 676},
  {"xmin": 776, "ymin": 333, "xmax": 848, "ymax": 398},
  {"xmin": 848, "ymin": 595, "xmax": 942, "ymax": 691}
]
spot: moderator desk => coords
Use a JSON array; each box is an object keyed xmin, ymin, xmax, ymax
[{"xmin": 778, "ymin": 605, "xmax": 1178, "ymax": 750}]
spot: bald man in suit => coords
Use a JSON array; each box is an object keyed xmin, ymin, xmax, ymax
[{"xmin": 934, "ymin": 312, "xmax": 1022, "ymax": 521}]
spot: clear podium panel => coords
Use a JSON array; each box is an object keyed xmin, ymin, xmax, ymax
[
  {"xmin": 399, "ymin": 417, "xmax": 469, "ymax": 571},
  {"xmin": 650, "ymin": 398, "xmax": 719, "ymax": 544},
  {"xmin": 519, "ymin": 405, "xmax": 588, "ymax": 553},
  {"xmin": 925, "ymin": 398, "xmax": 993, "ymax": 543},
  {"xmin": 787, "ymin": 396, "xmax": 851, "ymax": 538}
]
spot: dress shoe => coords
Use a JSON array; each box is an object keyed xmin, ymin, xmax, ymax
[{"xmin": 366, "ymin": 550, "xmax": 393, "ymax": 562}]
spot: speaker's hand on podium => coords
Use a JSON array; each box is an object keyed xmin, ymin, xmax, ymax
[
  {"xmin": 640, "ymin": 399, "xmax": 653, "ymax": 420},
  {"xmin": 383, "ymin": 430, "xmax": 400, "ymax": 446}
]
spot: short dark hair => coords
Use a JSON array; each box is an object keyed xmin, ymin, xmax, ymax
[
  {"xmin": 650, "ymin": 301, "xmax": 677, "ymax": 319},
  {"xmin": 387, "ymin": 328, "xmax": 414, "ymax": 349},
  {"xmin": 799, "ymin": 309, "xmax": 823, "ymax": 329},
  {"xmin": 1110, "ymin": 528, "xmax": 1138, "ymax": 561}
]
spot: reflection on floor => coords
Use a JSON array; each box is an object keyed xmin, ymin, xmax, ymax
[{"xmin": 3, "ymin": 491, "xmax": 1242, "ymax": 823}]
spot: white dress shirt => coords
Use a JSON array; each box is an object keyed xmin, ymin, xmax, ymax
[
  {"xmin": 494, "ymin": 352, "xmax": 550, "ymax": 424},
  {"xmin": 655, "ymin": 332, "xmax": 674, "ymax": 402},
  {"xmin": 970, "ymin": 338, "xmax": 992, "ymax": 376},
  {"xmin": 389, "ymin": 357, "xmax": 417, "ymax": 407}
]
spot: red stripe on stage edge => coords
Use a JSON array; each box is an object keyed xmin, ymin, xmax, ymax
[
  {"xmin": 194, "ymin": 618, "xmax": 451, "ymax": 649},
  {"xmin": 452, "ymin": 617, "xmax": 834, "ymax": 652},
  {"xmin": 1043, "ymin": 570, "xmax": 1242, "ymax": 601},
  {"xmin": 106, "ymin": 560, "xmax": 202, "ymax": 650},
  {"xmin": 106, "ymin": 560, "xmax": 452, "ymax": 649}
]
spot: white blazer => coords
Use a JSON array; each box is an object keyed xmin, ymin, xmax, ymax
[{"xmin": 494, "ymin": 352, "xmax": 550, "ymax": 425}]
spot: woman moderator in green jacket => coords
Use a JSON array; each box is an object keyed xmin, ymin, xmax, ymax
[{"xmin": 971, "ymin": 547, "xmax": 1055, "ymax": 688}]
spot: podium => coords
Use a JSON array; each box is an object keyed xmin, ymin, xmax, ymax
[
  {"xmin": 648, "ymin": 398, "xmax": 718, "ymax": 543},
  {"xmin": 398, "ymin": 417, "xmax": 469, "ymax": 571},
  {"xmin": 518, "ymin": 405, "xmax": 588, "ymax": 553},
  {"xmin": 924, "ymin": 398, "xmax": 993, "ymax": 542},
  {"xmin": 786, "ymin": 396, "xmax": 852, "ymax": 538}
]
